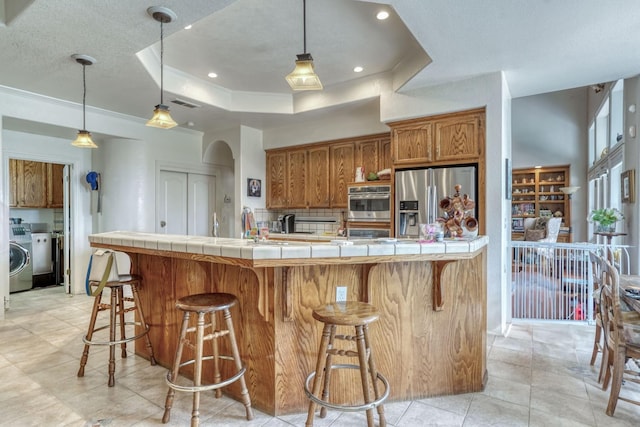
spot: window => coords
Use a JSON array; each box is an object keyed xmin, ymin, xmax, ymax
[
  {"xmin": 595, "ymin": 98, "xmax": 609, "ymax": 162},
  {"xmin": 587, "ymin": 79, "xmax": 625, "ymax": 243},
  {"xmin": 610, "ymin": 80, "xmax": 624, "ymax": 149}
]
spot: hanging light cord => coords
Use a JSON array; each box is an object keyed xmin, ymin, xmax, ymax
[
  {"xmin": 160, "ymin": 20, "xmax": 164, "ymax": 105},
  {"xmin": 303, "ymin": 0, "xmax": 307, "ymax": 54},
  {"xmin": 82, "ymin": 63, "xmax": 87, "ymax": 130}
]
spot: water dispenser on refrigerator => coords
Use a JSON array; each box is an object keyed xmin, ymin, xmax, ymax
[{"xmin": 397, "ymin": 200, "xmax": 419, "ymax": 237}]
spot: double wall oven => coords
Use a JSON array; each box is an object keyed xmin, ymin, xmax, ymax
[{"xmin": 346, "ymin": 184, "xmax": 392, "ymax": 238}]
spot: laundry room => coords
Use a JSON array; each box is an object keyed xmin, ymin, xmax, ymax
[{"xmin": 8, "ymin": 159, "xmax": 66, "ymax": 293}]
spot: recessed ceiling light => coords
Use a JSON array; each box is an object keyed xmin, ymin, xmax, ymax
[
  {"xmin": 208, "ymin": 72, "xmax": 218, "ymax": 78},
  {"xmin": 184, "ymin": 24, "xmax": 192, "ymax": 30},
  {"xmin": 353, "ymin": 66, "xmax": 363, "ymax": 73},
  {"xmin": 376, "ymin": 11, "xmax": 389, "ymax": 20}
]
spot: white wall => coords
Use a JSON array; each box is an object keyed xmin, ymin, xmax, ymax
[
  {"xmin": 263, "ymin": 100, "xmax": 388, "ymax": 148},
  {"xmin": 511, "ymin": 88, "xmax": 589, "ymax": 241}
]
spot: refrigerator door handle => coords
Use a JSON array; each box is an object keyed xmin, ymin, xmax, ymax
[
  {"xmin": 426, "ymin": 186, "xmax": 432, "ymax": 223},
  {"xmin": 432, "ymin": 185, "xmax": 438, "ymax": 223}
]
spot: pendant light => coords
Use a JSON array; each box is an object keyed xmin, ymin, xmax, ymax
[
  {"xmin": 71, "ymin": 54, "xmax": 98, "ymax": 148},
  {"xmin": 286, "ymin": 0, "xmax": 323, "ymax": 91},
  {"xmin": 146, "ymin": 6, "xmax": 178, "ymax": 129}
]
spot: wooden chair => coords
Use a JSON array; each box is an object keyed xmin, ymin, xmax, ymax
[
  {"xmin": 597, "ymin": 258, "xmax": 640, "ymax": 416},
  {"xmin": 589, "ymin": 251, "xmax": 606, "ymax": 382},
  {"xmin": 517, "ymin": 217, "xmax": 562, "ymax": 275}
]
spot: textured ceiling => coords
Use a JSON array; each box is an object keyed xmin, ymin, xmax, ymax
[{"xmin": 1, "ymin": 0, "xmax": 639, "ymax": 137}]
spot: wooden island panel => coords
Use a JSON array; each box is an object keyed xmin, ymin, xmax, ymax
[{"xmin": 126, "ymin": 248, "xmax": 486, "ymax": 416}]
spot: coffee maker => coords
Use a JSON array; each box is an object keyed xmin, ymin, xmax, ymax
[{"xmin": 278, "ymin": 214, "xmax": 295, "ymax": 233}]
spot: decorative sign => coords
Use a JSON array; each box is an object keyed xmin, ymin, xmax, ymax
[{"xmin": 247, "ymin": 178, "xmax": 261, "ymax": 197}]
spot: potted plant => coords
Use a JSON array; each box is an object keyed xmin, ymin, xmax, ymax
[{"xmin": 588, "ymin": 208, "xmax": 624, "ymax": 232}]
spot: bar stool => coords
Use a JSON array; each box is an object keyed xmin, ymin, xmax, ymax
[
  {"xmin": 305, "ymin": 301, "xmax": 389, "ymax": 427},
  {"xmin": 162, "ymin": 293, "xmax": 254, "ymax": 427},
  {"xmin": 77, "ymin": 272, "xmax": 156, "ymax": 387}
]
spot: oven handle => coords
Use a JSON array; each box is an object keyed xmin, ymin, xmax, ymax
[{"xmin": 349, "ymin": 194, "xmax": 390, "ymax": 200}]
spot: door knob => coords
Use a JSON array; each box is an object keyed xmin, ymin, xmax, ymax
[{"xmin": 160, "ymin": 220, "xmax": 166, "ymax": 228}]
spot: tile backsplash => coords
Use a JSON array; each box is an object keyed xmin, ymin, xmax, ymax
[{"xmin": 254, "ymin": 208, "xmax": 346, "ymax": 234}]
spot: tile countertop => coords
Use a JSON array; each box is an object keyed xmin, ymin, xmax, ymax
[{"xmin": 89, "ymin": 231, "xmax": 489, "ymax": 263}]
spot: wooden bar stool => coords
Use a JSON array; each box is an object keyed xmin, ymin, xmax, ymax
[
  {"xmin": 77, "ymin": 274, "xmax": 156, "ymax": 387},
  {"xmin": 305, "ymin": 301, "xmax": 389, "ymax": 427},
  {"xmin": 162, "ymin": 293, "xmax": 253, "ymax": 427}
]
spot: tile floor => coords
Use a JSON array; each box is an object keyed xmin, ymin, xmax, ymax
[{"xmin": 1, "ymin": 285, "xmax": 640, "ymax": 426}]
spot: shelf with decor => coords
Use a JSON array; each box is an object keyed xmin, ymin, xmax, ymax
[{"xmin": 511, "ymin": 165, "xmax": 572, "ymax": 242}]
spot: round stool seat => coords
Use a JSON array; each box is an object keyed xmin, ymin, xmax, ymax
[
  {"xmin": 94, "ymin": 274, "xmax": 142, "ymax": 288},
  {"xmin": 312, "ymin": 301, "xmax": 380, "ymax": 326},
  {"xmin": 176, "ymin": 292, "xmax": 237, "ymax": 313}
]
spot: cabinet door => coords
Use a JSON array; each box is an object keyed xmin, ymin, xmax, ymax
[
  {"xmin": 307, "ymin": 146, "xmax": 330, "ymax": 208},
  {"xmin": 266, "ymin": 151, "xmax": 288, "ymax": 209},
  {"xmin": 434, "ymin": 114, "xmax": 481, "ymax": 161},
  {"xmin": 380, "ymin": 136, "xmax": 391, "ymax": 170},
  {"xmin": 47, "ymin": 163, "xmax": 65, "ymax": 208},
  {"xmin": 287, "ymin": 149, "xmax": 308, "ymax": 208},
  {"xmin": 330, "ymin": 143, "xmax": 355, "ymax": 208},
  {"xmin": 392, "ymin": 124, "xmax": 433, "ymax": 164},
  {"xmin": 9, "ymin": 159, "xmax": 18, "ymax": 207},
  {"xmin": 356, "ymin": 139, "xmax": 380, "ymax": 177},
  {"xmin": 19, "ymin": 160, "xmax": 48, "ymax": 207}
]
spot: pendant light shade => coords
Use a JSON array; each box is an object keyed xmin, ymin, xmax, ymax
[
  {"xmin": 146, "ymin": 6, "xmax": 178, "ymax": 129},
  {"xmin": 286, "ymin": 0, "xmax": 322, "ymax": 91},
  {"xmin": 71, "ymin": 54, "xmax": 98, "ymax": 148}
]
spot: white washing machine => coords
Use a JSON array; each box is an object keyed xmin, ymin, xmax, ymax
[{"xmin": 9, "ymin": 224, "xmax": 33, "ymax": 293}]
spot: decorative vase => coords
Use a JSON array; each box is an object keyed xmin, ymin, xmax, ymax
[{"xmin": 596, "ymin": 223, "xmax": 616, "ymax": 233}]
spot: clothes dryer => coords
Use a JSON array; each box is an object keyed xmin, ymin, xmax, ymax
[{"xmin": 9, "ymin": 224, "xmax": 33, "ymax": 293}]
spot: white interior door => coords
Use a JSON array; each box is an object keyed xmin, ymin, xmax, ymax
[
  {"xmin": 188, "ymin": 173, "xmax": 216, "ymax": 236},
  {"xmin": 158, "ymin": 170, "xmax": 216, "ymax": 236},
  {"xmin": 157, "ymin": 170, "xmax": 188, "ymax": 234}
]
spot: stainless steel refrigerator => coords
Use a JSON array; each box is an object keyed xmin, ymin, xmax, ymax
[{"xmin": 395, "ymin": 165, "xmax": 477, "ymax": 238}]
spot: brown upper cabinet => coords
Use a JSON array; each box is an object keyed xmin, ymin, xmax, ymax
[
  {"xmin": 47, "ymin": 163, "xmax": 65, "ymax": 208},
  {"xmin": 392, "ymin": 122, "xmax": 433, "ymax": 164},
  {"xmin": 266, "ymin": 148, "xmax": 312, "ymax": 209},
  {"xmin": 390, "ymin": 109, "xmax": 484, "ymax": 166},
  {"xmin": 434, "ymin": 113, "xmax": 482, "ymax": 162},
  {"xmin": 266, "ymin": 151, "xmax": 288, "ymax": 209},
  {"xmin": 329, "ymin": 142, "xmax": 355, "ymax": 208},
  {"xmin": 266, "ymin": 133, "xmax": 388, "ymax": 209},
  {"xmin": 307, "ymin": 146, "xmax": 330, "ymax": 208},
  {"xmin": 355, "ymin": 134, "xmax": 391, "ymax": 177},
  {"xmin": 10, "ymin": 159, "xmax": 64, "ymax": 208}
]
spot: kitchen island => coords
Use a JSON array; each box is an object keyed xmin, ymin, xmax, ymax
[{"xmin": 89, "ymin": 232, "xmax": 488, "ymax": 415}]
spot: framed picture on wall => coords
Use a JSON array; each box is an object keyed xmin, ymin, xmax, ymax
[
  {"xmin": 247, "ymin": 178, "xmax": 261, "ymax": 197},
  {"xmin": 621, "ymin": 169, "xmax": 635, "ymax": 203}
]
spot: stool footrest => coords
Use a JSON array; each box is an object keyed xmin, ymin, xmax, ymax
[
  {"xmin": 82, "ymin": 321, "xmax": 150, "ymax": 346},
  {"xmin": 166, "ymin": 363, "xmax": 247, "ymax": 393},
  {"xmin": 304, "ymin": 363, "xmax": 390, "ymax": 412}
]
